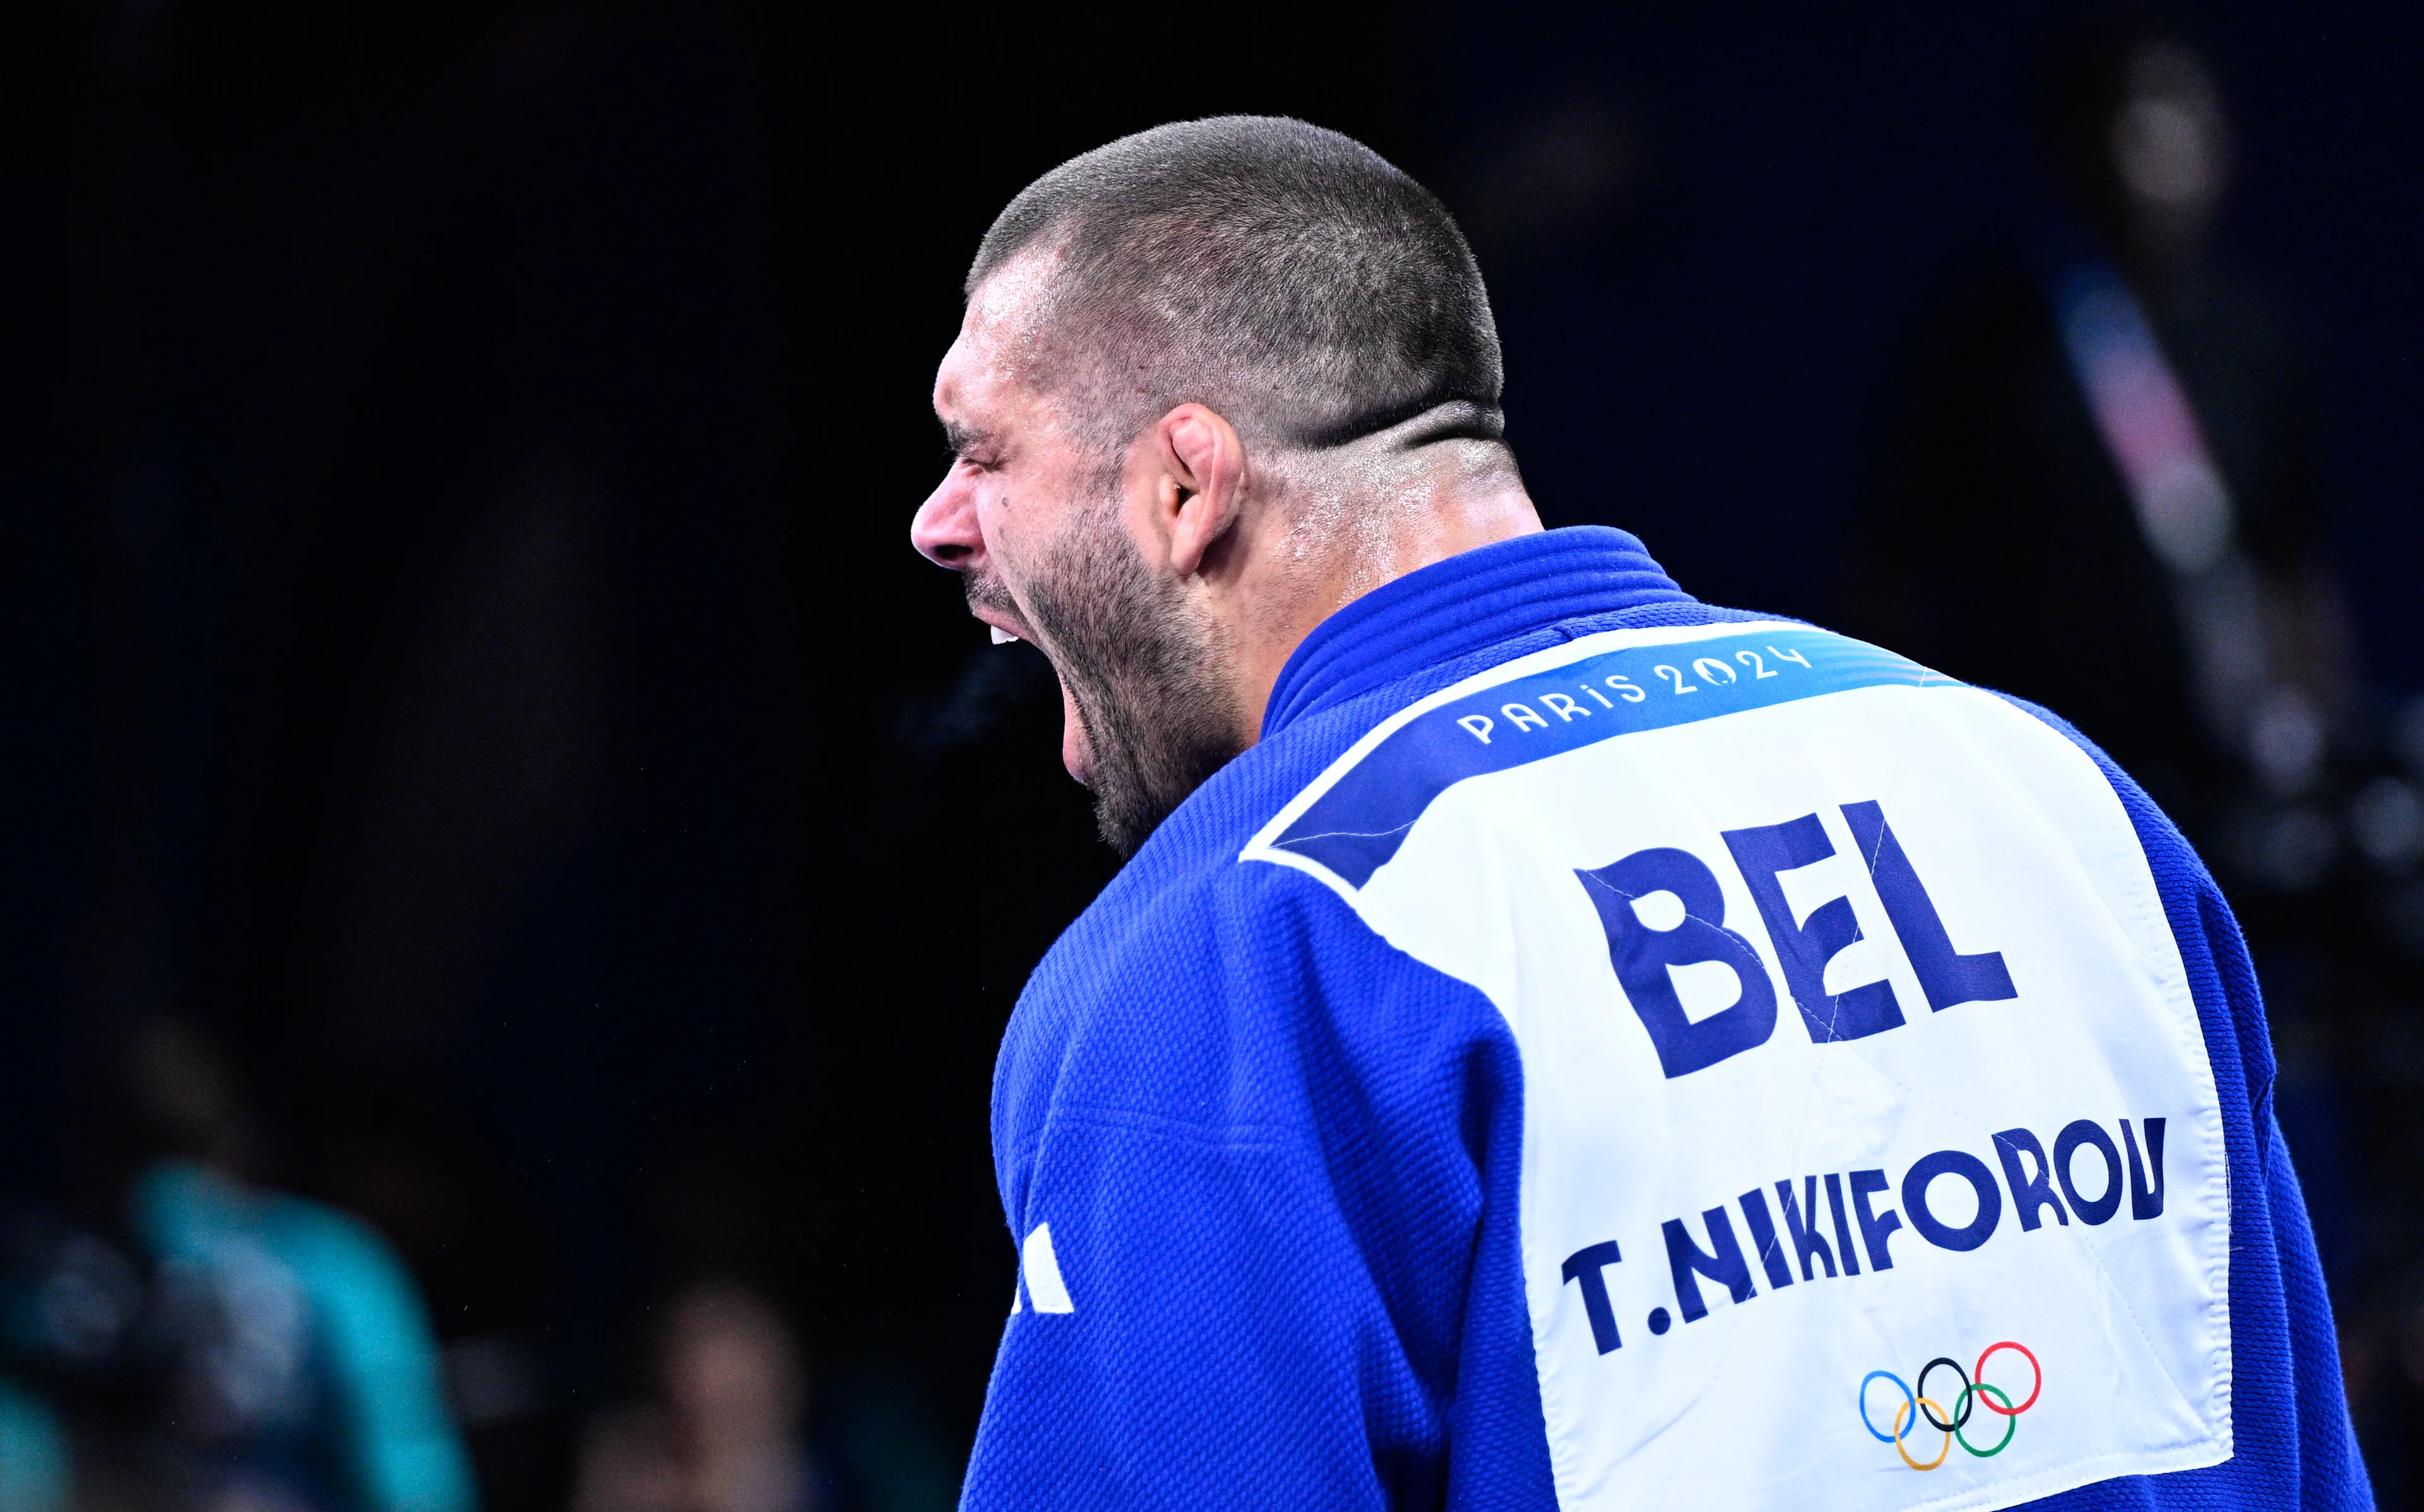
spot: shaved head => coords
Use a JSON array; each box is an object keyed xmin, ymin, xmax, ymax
[
  {"xmin": 915, "ymin": 117, "xmax": 1540, "ymax": 856},
  {"xmin": 966, "ymin": 115, "xmax": 1506, "ymax": 457}
]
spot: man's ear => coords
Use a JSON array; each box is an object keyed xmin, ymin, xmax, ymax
[{"xmin": 1144, "ymin": 404, "xmax": 1246, "ymax": 577}]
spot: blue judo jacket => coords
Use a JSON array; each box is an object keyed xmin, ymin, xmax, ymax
[{"xmin": 961, "ymin": 526, "xmax": 2368, "ymax": 1512}]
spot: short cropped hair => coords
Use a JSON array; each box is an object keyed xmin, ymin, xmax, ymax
[{"xmin": 968, "ymin": 116, "xmax": 1504, "ymax": 452}]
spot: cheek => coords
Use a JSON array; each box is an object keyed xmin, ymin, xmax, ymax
[
  {"xmin": 975, "ymin": 486, "xmax": 1016, "ymax": 555},
  {"xmin": 973, "ymin": 478, "xmax": 1043, "ymax": 576},
  {"xmin": 977, "ymin": 466, "xmax": 1093, "ymax": 608}
]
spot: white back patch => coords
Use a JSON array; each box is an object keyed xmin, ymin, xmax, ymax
[{"xmin": 1245, "ymin": 623, "xmax": 2228, "ymax": 1511}]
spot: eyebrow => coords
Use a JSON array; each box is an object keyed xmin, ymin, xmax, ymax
[{"xmin": 942, "ymin": 420, "xmax": 992, "ymax": 455}]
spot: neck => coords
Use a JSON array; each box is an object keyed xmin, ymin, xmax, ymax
[{"xmin": 1215, "ymin": 420, "xmax": 1543, "ymax": 744}]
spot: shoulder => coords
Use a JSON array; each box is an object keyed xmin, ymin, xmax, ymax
[
  {"xmin": 1247, "ymin": 618, "xmax": 1954, "ymax": 890},
  {"xmin": 261, "ymin": 1195, "xmax": 425, "ymax": 1313},
  {"xmin": 995, "ymin": 687, "xmax": 1522, "ymax": 1155},
  {"xmin": 1987, "ymin": 689, "xmax": 2228, "ymax": 923},
  {"xmin": 1987, "ymin": 690, "xmax": 2274, "ymax": 1102}
]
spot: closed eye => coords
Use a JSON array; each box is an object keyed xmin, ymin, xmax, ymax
[{"xmin": 942, "ymin": 420, "xmax": 999, "ymax": 468}]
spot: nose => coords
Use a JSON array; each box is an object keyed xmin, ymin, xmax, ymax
[{"xmin": 912, "ymin": 464, "xmax": 985, "ymax": 570}]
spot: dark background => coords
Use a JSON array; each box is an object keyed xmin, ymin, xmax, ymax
[{"xmin": 1, "ymin": 0, "xmax": 2417, "ymax": 1504}]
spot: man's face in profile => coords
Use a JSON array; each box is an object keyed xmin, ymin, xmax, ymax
[{"xmin": 912, "ymin": 259, "xmax": 1244, "ymax": 854}]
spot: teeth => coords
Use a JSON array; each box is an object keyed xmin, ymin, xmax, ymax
[{"xmin": 990, "ymin": 625, "xmax": 1021, "ymax": 645}]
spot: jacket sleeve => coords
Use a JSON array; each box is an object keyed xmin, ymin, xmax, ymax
[
  {"xmin": 2266, "ymin": 1112, "xmax": 2372, "ymax": 1508},
  {"xmin": 960, "ymin": 866, "xmax": 1557, "ymax": 1512},
  {"xmin": 2190, "ymin": 844, "xmax": 2368, "ymax": 1508},
  {"xmin": 2007, "ymin": 693, "xmax": 2372, "ymax": 1509},
  {"xmin": 290, "ymin": 1207, "xmax": 478, "ymax": 1512}
]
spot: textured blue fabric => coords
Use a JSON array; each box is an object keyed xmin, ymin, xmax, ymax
[{"xmin": 961, "ymin": 526, "xmax": 2368, "ymax": 1510}]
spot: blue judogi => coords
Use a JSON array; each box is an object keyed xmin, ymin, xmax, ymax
[{"xmin": 961, "ymin": 527, "xmax": 2367, "ymax": 1511}]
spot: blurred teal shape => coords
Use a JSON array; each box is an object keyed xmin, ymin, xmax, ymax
[
  {"xmin": 132, "ymin": 1162, "xmax": 478, "ymax": 1512},
  {"xmin": 0, "ymin": 1376, "xmax": 69, "ymax": 1512}
]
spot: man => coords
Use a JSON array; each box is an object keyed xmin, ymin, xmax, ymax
[{"xmin": 909, "ymin": 117, "xmax": 2365, "ymax": 1509}]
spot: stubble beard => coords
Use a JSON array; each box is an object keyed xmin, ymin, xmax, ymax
[{"xmin": 973, "ymin": 501, "xmax": 1245, "ymax": 856}]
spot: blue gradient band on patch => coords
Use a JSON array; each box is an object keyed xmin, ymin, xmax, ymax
[{"xmin": 1266, "ymin": 627, "xmax": 1954, "ymax": 889}]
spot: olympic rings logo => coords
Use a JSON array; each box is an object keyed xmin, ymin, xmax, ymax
[{"xmin": 1858, "ymin": 1342, "xmax": 2041, "ymax": 1470}]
